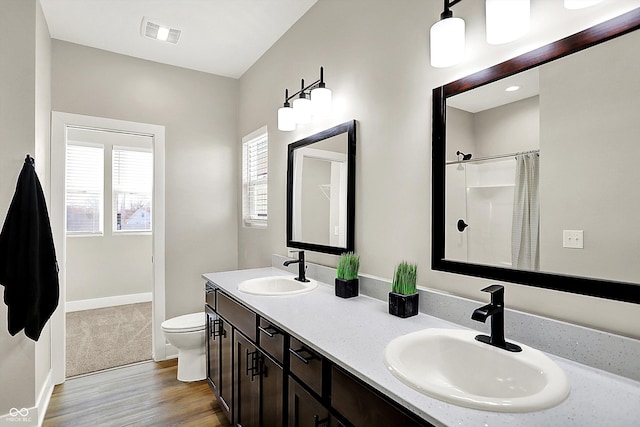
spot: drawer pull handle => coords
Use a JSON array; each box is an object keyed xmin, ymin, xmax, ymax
[
  {"xmin": 313, "ymin": 415, "xmax": 329, "ymax": 427},
  {"xmin": 258, "ymin": 325, "xmax": 279, "ymax": 338},
  {"xmin": 245, "ymin": 349, "xmax": 262, "ymax": 381},
  {"xmin": 289, "ymin": 347, "xmax": 317, "ymax": 365},
  {"xmin": 212, "ymin": 319, "xmax": 226, "ymax": 340}
]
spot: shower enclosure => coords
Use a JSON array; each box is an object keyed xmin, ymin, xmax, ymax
[{"xmin": 445, "ymin": 157, "xmax": 516, "ymax": 268}]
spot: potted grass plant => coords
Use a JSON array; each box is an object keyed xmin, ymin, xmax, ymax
[
  {"xmin": 335, "ymin": 252, "xmax": 360, "ymax": 298},
  {"xmin": 388, "ymin": 261, "xmax": 418, "ymax": 318}
]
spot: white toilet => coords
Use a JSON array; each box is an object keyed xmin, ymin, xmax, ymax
[{"xmin": 161, "ymin": 312, "xmax": 206, "ymax": 382}]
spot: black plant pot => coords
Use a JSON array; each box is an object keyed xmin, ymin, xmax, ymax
[
  {"xmin": 388, "ymin": 292, "xmax": 419, "ymax": 318},
  {"xmin": 335, "ymin": 278, "xmax": 359, "ymax": 298}
]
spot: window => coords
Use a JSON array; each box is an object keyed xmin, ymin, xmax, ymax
[
  {"xmin": 66, "ymin": 144, "xmax": 104, "ymax": 234},
  {"xmin": 112, "ymin": 147, "xmax": 153, "ymax": 232},
  {"xmin": 242, "ymin": 127, "xmax": 268, "ymax": 228}
]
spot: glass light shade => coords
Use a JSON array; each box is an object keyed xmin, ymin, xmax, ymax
[
  {"xmin": 311, "ymin": 87, "xmax": 332, "ymax": 117},
  {"xmin": 564, "ymin": 0, "xmax": 602, "ymax": 9},
  {"xmin": 293, "ymin": 97, "xmax": 312, "ymax": 124},
  {"xmin": 486, "ymin": 0, "xmax": 530, "ymax": 45},
  {"xmin": 278, "ymin": 106, "xmax": 296, "ymax": 131},
  {"xmin": 430, "ymin": 17, "xmax": 465, "ymax": 68}
]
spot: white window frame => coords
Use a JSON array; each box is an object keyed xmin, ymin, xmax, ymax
[
  {"xmin": 112, "ymin": 145, "xmax": 154, "ymax": 234},
  {"xmin": 65, "ymin": 142, "xmax": 104, "ymax": 236},
  {"xmin": 242, "ymin": 126, "xmax": 268, "ymax": 228}
]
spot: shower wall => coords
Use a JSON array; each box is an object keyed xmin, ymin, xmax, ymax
[{"xmin": 446, "ymin": 159, "xmax": 515, "ymax": 267}]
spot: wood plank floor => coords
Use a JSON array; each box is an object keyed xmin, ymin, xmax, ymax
[{"xmin": 44, "ymin": 359, "xmax": 232, "ymax": 427}]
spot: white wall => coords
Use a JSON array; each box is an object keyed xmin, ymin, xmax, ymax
[
  {"xmin": 237, "ymin": 0, "xmax": 640, "ymax": 338},
  {"xmin": 51, "ymin": 40, "xmax": 239, "ymax": 319},
  {"xmin": 0, "ymin": 0, "xmax": 51, "ymax": 419}
]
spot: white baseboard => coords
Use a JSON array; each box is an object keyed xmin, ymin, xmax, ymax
[
  {"xmin": 36, "ymin": 371, "xmax": 54, "ymax": 427},
  {"xmin": 66, "ymin": 292, "xmax": 152, "ymax": 312},
  {"xmin": 0, "ymin": 371, "xmax": 53, "ymax": 426}
]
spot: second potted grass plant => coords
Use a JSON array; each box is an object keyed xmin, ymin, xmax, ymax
[
  {"xmin": 335, "ymin": 252, "xmax": 360, "ymax": 298},
  {"xmin": 388, "ymin": 261, "xmax": 418, "ymax": 318}
]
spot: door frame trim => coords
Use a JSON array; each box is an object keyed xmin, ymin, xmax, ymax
[{"xmin": 50, "ymin": 111, "xmax": 166, "ymax": 384}]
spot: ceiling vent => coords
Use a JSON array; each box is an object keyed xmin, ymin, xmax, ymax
[{"xmin": 141, "ymin": 17, "xmax": 181, "ymax": 44}]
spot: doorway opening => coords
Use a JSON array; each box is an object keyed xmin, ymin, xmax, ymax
[{"xmin": 50, "ymin": 112, "xmax": 166, "ymax": 384}]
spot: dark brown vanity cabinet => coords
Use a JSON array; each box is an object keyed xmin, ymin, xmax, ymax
[
  {"xmin": 234, "ymin": 331, "xmax": 284, "ymax": 427},
  {"xmin": 205, "ymin": 284, "xmax": 428, "ymax": 427},
  {"xmin": 289, "ymin": 377, "xmax": 335, "ymax": 427},
  {"xmin": 205, "ymin": 304, "xmax": 233, "ymax": 422}
]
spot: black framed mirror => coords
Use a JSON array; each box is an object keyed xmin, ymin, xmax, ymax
[
  {"xmin": 287, "ymin": 120, "xmax": 356, "ymax": 255},
  {"xmin": 432, "ymin": 9, "xmax": 640, "ymax": 304}
]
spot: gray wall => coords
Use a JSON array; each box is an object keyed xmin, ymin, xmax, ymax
[
  {"xmin": 0, "ymin": 0, "xmax": 51, "ymax": 416},
  {"xmin": 474, "ymin": 96, "xmax": 539, "ymax": 157},
  {"xmin": 237, "ymin": 0, "xmax": 640, "ymax": 338},
  {"xmin": 51, "ymin": 40, "xmax": 239, "ymax": 319},
  {"xmin": 539, "ymin": 30, "xmax": 640, "ymax": 284}
]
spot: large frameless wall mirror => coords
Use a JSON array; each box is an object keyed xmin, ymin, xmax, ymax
[
  {"xmin": 432, "ymin": 9, "xmax": 640, "ymax": 304},
  {"xmin": 287, "ymin": 120, "xmax": 356, "ymax": 255}
]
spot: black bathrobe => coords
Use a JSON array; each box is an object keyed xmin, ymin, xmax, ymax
[{"xmin": 0, "ymin": 157, "xmax": 59, "ymax": 341}]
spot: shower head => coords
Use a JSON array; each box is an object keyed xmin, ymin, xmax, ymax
[{"xmin": 456, "ymin": 151, "xmax": 472, "ymax": 161}]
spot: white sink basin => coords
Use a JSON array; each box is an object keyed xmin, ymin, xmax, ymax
[
  {"xmin": 238, "ymin": 276, "xmax": 318, "ymax": 296},
  {"xmin": 384, "ymin": 328, "xmax": 570, "ymax": 412}
]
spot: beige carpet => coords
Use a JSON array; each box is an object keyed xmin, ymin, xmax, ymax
[{"xmin": 66, "ymin": 302, "xmax": 152, "ymax": 378}]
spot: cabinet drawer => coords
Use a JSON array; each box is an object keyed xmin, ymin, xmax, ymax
[
  {"xmin": 258, "ymin": 317, "xmax": 285, "ymax": 365},
  {"xmin": 217, "ymin": 292, "xmax": 256, "ymax": 342},
  {"xmin": 289, "ymin": 337, "xmax": 323, "ymax": 397},
  {"xmin": 205, "ymin": 283, "xmax": 216, "ymax": 308},
  {"xmin": 331, "ymin": 365, "xmax": 423, "ymax": 427}
]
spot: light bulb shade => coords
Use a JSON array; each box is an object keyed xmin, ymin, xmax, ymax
[
  {"xmin": 564, "ymin": 0, "xmax": 602, "ymax": 9},
  {"xmin": 311, "ymin": 87, "xmax": 332, "ymax": 117},
  {"xmin": 278, "ymin": 106, "xmax": 296, "ymax": 131},
  {"xmin": 293, "ymin": 97, "xmax": 312, "ymax": 124},
  {"xmin": 486, "ymin": 0, "xmax": 530, "ymax": 45},
  {"xmin": 430, "ymin": 17, "xmax": 465, "ymax": 68}
]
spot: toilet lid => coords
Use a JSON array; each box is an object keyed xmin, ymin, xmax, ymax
[{"xmin": 161, "ymin": 312, "xmax": 205, "ymax": 332}]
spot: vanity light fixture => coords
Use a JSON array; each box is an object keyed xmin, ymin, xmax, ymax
[
  {"xmin": 278, "ymin": 67, "xmax": 332, "ymax": 131},
  {"xmin": 486, "ymin": 0, "xmax": 530, "ymax": 45},
  {"xmin": 430, "ymin": 0, "xmax": 466, "ymax": 68},
  {"xmin": 564, "ymin": 0, "xmax": 603, "ymax": 9}
]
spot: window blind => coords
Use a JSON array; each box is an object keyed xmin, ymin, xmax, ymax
[
  {"xmin": 242, "ymin": 130, "xmax": 268, "ymax": 227},
  {"xmin": 113, "ymin": 147, "xmax": 153, "ymax": 232},
  {"xmin": 66, "ymin": 144, "xmax": 104, "ymax": 234}
]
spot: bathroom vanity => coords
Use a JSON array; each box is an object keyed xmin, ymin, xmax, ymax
[
  {"xmin": 204, "ymin": 267, "xmax": 640, "ymax": 427},
  {"xmin": 204, "ymin": 274, "xmax": 422, "ymax": 427}
]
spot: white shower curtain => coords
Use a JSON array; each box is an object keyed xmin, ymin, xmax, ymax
[{"xmin": 511, "ymin": 152, "xmax": 540, "ymax": 270}]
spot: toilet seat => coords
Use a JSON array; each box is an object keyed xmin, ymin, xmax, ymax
[{"xmin": 161, "ymin": 312, "xmax": 205, "ymax": 333}]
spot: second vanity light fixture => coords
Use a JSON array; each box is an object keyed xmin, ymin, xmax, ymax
[
  {"xmin": 278, "ymin": 67, "xmax": 332, "ymax": 131},
  {"xmin": 430, "ymin": 0, "xmax": 602, "ymax": 68}
]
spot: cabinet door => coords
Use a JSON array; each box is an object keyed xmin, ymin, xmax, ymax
[
  {"xmin": 235, "ymin": 332, "xmax": 260, "ymax": 427},
  {"xmin": 260, "ymin": 351, "xmax": 284, "ymax": 427},
  {"xmin": 205, "ymin": 306, "xmax": 219, "ymax": 394},
  {"xmin": 219, "ymin": 318, "xmax": 233, "ymax": 423},
  {"xmin": 288, "ymin": 377, "xmax": 330, "ymax": 427}
]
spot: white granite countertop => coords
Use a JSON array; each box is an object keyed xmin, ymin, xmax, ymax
[{"xmin": 203, "ymin": 267, "xmax": 640, "ymax": 427}]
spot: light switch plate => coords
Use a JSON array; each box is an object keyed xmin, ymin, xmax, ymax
[{"xmin": 563, "ymin": 230, "xmax": 584, "ymax": 249}]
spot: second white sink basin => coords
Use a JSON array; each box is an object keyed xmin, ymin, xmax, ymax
[
  {"xmin": 238, "ymin": 276, "xmax": 318, "ymax": 296},
  {"xmin": 384, "ymin": 328, "xmax": 570, "ymax": 412}
]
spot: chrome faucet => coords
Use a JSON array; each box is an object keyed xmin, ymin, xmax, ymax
[
  {"xmin": 471, "ymin": 285, "xmax": 522, "ymax": 352},
  {"xmin": 283, "ymin": 250, "xmax": 309, "ymax": 283}
]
